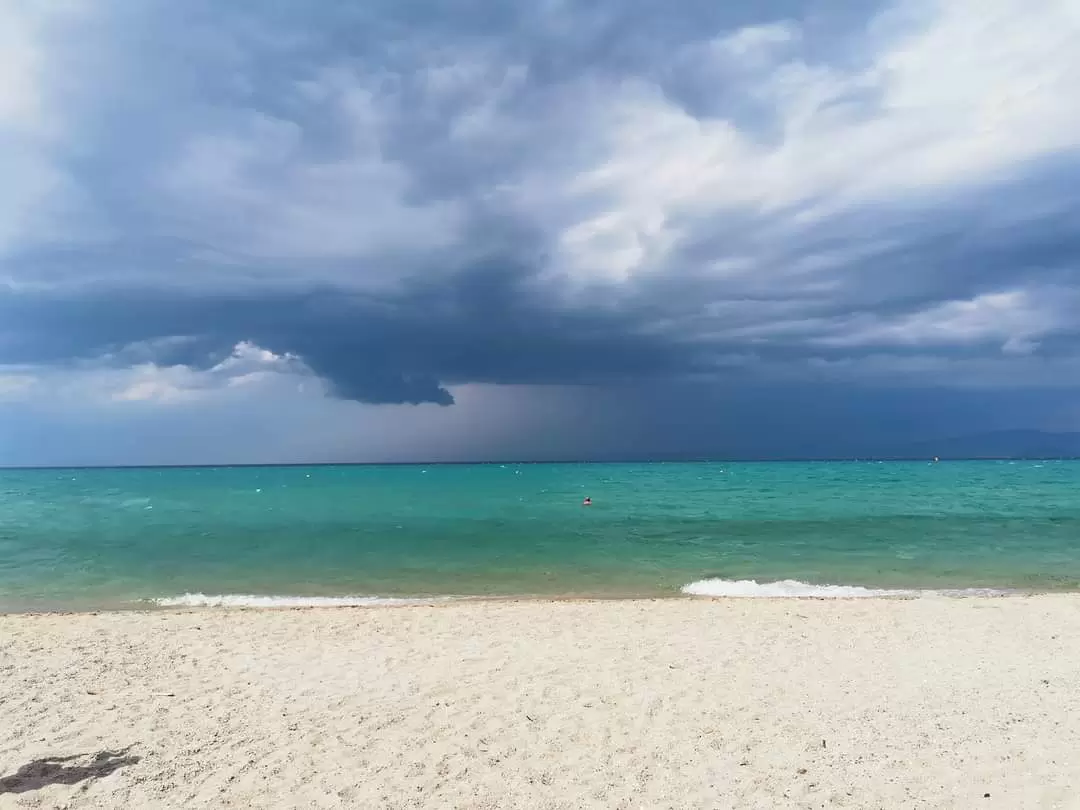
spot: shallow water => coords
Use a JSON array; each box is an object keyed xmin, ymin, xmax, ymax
[{"xmin": 2, "ymin": 460, "xmax": 1079, "ymax": 609}]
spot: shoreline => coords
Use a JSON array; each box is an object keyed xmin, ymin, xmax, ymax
[
  {"xmin": 0, "ymin": 586, "xmax": 1043, "ymax": 616},
  {"xmin": 0, "ymin": 575, "xmax": 1047, "ymax": 616},
  {"xmin": 4, "ymin": 596, "xmax": 1080, "ymax": 808}
]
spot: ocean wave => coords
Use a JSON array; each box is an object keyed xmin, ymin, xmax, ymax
[
  {"xmin": 151, "ymin": 593, "xmax": 451, "ymax": 608},
  {"xmin": 680, "ymin": 578, "xmax": 1012, "ymax": 598}
]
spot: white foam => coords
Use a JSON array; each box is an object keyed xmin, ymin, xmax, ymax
[
  {"xmin": 151, "ymin": 593, "xmax": 450, "ymax": 608},
  {"xmin": 680, "ymin": 578, "xmax": 1011, "ymax": 598}
]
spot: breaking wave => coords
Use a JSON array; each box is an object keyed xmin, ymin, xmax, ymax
[
  {"xmin": 680, "ymin": 578, "xmax": 1013, "ymax": 598},
  {"xmin": 151, "ymin": 593, "xmax": 452, "ymax": 608}
]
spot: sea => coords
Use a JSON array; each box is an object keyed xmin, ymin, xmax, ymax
[{"xmin": 2, "ymin": 460, "xmax": 1080, "ymax": 611}]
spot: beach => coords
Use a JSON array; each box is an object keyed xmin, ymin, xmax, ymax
[{"xmin": 3, "ymin": 597, "xmax": 1080, "ymax": 809}]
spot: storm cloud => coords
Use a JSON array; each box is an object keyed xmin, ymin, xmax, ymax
[{"xmin": 2, "ymin": 0, "xmax": 1080, "ymax": 463}]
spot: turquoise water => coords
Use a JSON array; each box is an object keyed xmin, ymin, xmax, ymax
[{"xmin": 2, "ymin": 461, "xmax": 1080, "ymax": 610}]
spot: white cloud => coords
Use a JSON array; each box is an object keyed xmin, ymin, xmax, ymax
[
  {"xmin": 527, "ymin": 0, "xmax": 1080, "ymax": 284},
  {"xmin": 709, "ymin": 21, "xmax": 801, "ymax": 64},
  {"xmin": 813, "ymin": 288, "xmax": 1076, "ymax": 352},
  {"xmin": 208, "ymin": 340, "xmax": 302, "ymax": 377},
  {"xmin": 0, "ymin": 6, "xmax": 47, "ymax": 132},
  {"xmin": 0, "ymin": 1, "xmax": 104, "ymax": 257},
  {"xmin": 0, "ymin": 342, "xmax": 316, "ymax": 407},
  {"xmin": 109, "ymin": 342, "xmax": 312, "ymax": 403}
]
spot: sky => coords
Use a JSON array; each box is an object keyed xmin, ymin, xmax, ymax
[{"xmin": 2, "ymin": 0, "xmax": 1080, "ymax": 465}]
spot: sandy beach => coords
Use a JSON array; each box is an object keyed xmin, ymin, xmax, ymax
[{"xmin": 2, "ymin": 597, "xmax": 1080, "ymax": 809}]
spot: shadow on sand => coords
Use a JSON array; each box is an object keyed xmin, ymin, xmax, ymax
[{"xmin": 0, "ymin": 748, "xmax": 140, "ymax": 794}]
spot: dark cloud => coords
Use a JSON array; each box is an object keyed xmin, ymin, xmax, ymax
[
  {"xmin": 3, "ymin": 0, "xmax": 1080, "ymax": 463},
  {"xmin": 0, "ymin": 259, "xmax": 707, "ymax": 406},
  {"xmin": 5, "ymin": 169, "xmax": 1080, "ymax": 415},
  {"xmin": 5, "ymin": 152, "xmax": 1080, "ymax": 407}
]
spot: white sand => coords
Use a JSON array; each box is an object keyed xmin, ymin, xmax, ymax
[{"xmin": 2, "ymin": 597, "xmax": 1080, "ymax": 809}]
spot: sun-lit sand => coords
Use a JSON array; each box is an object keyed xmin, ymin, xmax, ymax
[{"xmin": 3, "ymin": 597, "xmax": 1080, "ymax": 809}]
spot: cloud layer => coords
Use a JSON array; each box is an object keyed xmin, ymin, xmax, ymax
[{"xmin": 2, "ymin": 0, "xmax": 1080, "ymax": 462}]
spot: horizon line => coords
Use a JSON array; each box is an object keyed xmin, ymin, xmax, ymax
[{"xmin": 3, "ymin": 456, "xmax": 1079, "ymax": 471}]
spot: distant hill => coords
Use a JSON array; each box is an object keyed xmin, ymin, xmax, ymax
[{"xmin": 896, "ymin": 430, "xmax": 1080, "ymax": 460}]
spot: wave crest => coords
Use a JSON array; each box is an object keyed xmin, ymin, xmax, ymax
[
  {"xmin": 680, "ymin": 578, "xmax": 1011, "ymax": 598},
  {"xmin": 152, "ymin": 593, "xmax": 450, "ymax": 608}
]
